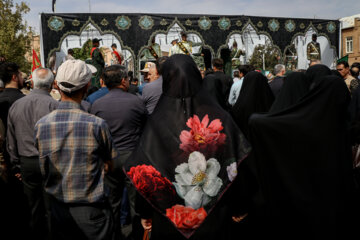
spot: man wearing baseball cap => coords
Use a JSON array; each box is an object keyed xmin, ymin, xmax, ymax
[
  {"xmin": 138, "ymin": 61, "xmax": 155, "ymax": 95},
  {"xmin": 34, "ymin": 60, "xmax": 119, "ymax": 239}
]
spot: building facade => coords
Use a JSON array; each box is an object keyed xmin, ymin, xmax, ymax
[{"xmin": 340, "ymin": 14, "xmax": 360, "ymax": 65}]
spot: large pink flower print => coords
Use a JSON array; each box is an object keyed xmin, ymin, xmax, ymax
[{"xmin": 179, "ymin": 114, "xmax": 226, "ymax": 154}]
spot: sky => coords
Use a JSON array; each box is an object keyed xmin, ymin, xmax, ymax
[{"xmin": 14, "ymin": 0, "xmax": 360, "ymax": 33}]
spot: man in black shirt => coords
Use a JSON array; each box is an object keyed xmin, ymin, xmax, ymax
[
  {"xmin": 203, "ymin": 58, "xmax": 233, "ymax": 110},
  {"xmin": 0, "ymin": 62, "xmax": 25, "ymax": 169},
  {"xmin": 91, "ymin": 65, "xmax": 147, "ymax": 239}
]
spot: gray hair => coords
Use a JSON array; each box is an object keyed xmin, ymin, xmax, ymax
[
  {"xmin": 273, "ymin": 64, "xmax": 285, "ymax": 75},
  {"xmin": 32, "ymin": 68, "xmax": 54, "ymax": 90}
]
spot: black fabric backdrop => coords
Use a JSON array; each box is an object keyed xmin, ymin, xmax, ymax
[{"xmin": 41, "ymin": 13, "xmax": 339, "ymax": 75}]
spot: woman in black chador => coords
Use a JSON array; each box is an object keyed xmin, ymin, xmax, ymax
[
  {"xmin": 230, "ymin": 71, "xmax": 274, "ymax": 139},
  {"xmin": 269, "ymin": 71, "xmax": 310, "ymax": 113},
  {"xmin": 124, "ymin": 54, "xmax": 255, "ymax": 240},
  {"xmin": 248, "ymin": 75, "xmax": 357, "ymax": 240}
]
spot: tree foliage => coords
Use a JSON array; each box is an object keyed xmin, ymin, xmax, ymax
[
  {"xmin": 73, "ymin": 39, "xmax": 92, "ymax": 61},
  {"xmin": 0, "ymin": 0, "xmax": 33, "ymax": 72},
  {"xmin": 249, "ymin": 43, "xmax": 280, "ymax": 72}
]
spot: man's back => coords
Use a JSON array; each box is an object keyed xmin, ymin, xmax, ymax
[
  {"xmin": 203, "ymin": 71, "xmax": 232, "ymax": 109},
  {"xmin": 7, "ymin": 89, "xmax": 58, "ymax": 161},
  {"xmin": 142, "ymin": 76, "xmax": 163, "ymax": 114},
  {"xmin": 35, "ymin": 101, "xmax": 116, "ymax": 203},
  {"xmin": 91, "ymin": 88, "xmax": 147, "ymax": 151},
  {"xmin": 269, "ymin": 76, "xmax": 284, "ymax": 98}
]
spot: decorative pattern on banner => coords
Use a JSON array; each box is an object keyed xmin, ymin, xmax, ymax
[
  {"xmin": 40, "ymin": 13, "xmax": 340, "ymax": 77},
  {"xmin": 72, "ymin": 19, "xmax": 80, "ymax": 27},
  {"xmin": 198, "ymin": 16, "xmax": 212, "ymax": 30},
  {"xmin": 101, "ymin": 18, "xmax": 109, "ymax": 26},
  {"xmin": 218, "ymin": 17, "xmax": 231, "ymax": 30},
  {"xmin": 236, "ymin": 20, "xmax": 242, "ymax": 27},
  {"xmin": 139, "ymin": 15, "xmax": 154, "ymax": 30},
  {"xmin": 115, "ymin": 15, "xmax": 131, "ymax": 30},
  {"xmin": 160, "ymin": 19, "xmax": 168, "ymax": 26},
  {"xmin": 268, "ymin": 19, "xmax": 280, "ymax": 32},
  {"xmin": 48, "ymin": 16, "xmax": 65, "ymax": 31},
  {"xmin": 185, "ymin": 19, "xmax": 192, "ymax": 26},
  {"xmin": 327, "ymin": 22, "xmax": 336, "ymax": 33},
  {"xmin": 285, "ymin": 20, "xmax": 296, "ymax": 32}
]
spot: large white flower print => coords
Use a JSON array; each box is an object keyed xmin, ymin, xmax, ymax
[{"xmin": 173, "ymin": 151, "xmax": 223, "ymax": 209}]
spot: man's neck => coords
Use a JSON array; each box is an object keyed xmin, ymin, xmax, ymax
[
  {"xmin": 5, "ymin": 82, "xmax": 18, "ymax": 89},
  {"xmin": 112, "ymin": 85, "xmax": 127, "ymax": 92},
  {"xmin": 60, "ymin": 91, "xmax": 83, "ymax": 104}
]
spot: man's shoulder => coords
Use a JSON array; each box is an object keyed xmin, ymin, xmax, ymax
[{"xmin": 37, "ymin": 108, "xmax": 105, "ymax": 126}]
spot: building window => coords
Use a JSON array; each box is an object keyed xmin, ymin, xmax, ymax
[{"xmin": 346, "ymin": 36, "xmax": 353, "ymax": 53}]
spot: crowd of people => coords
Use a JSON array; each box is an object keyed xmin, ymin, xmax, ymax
[{"xmin": 1, "ymin": 48, "xmax": 360, "ymax": 240}]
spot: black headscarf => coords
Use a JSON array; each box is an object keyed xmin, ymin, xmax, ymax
[
  {"xmin": 305, "ymin": 64, "xmax": 332, "ymax": 88},
  {"xmin": 269, "ymin": 72, "xmax": 310, "ymax": 113},
  {"xmin": 124, "ymin": 54, "xmax": 251, "ymax": 238},
  {"xmin": 248, "ymin": 75, "xmax": 355, "ymax": 239},
  {"xmin": 230, "ymin": 71, "xmax": 274, "ymax": 139}
]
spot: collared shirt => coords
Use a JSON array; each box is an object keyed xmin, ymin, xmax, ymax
[
  {"xmin": 233, "ymin": 77, "xmax": 241, "ymax": 83},
  {"xmin": 141, "ymin": 76, "xmax": 163, "ymax": 114},
  {"xmin": 91, "ymin": 88, "xmax": 147, "ymax": 151},
  {"xmin": 85, "ymin": 87, "xmax": 109, "ymax": 105},
  {"xmin": 228, "ymin": 77, "xmax": 244, "ymax": 106},
  {"xmin": 35, "ymin": 101, "xmax": 119, "ymax": 203},
  {"xmin": 7, "ymin": 89, "xmax": 58, "ymax": 165}
]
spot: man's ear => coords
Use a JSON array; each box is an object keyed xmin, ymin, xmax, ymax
[
  {"xmin": 54, "ymin": 80, "xmax": 59, "ymax": 90},
  {"xmin": 11, "ymin": 74, "xmax": 17, "ymax": 83}
]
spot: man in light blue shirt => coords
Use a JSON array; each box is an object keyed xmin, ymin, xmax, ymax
[{"xmin": 228, "ymin": 65, "xmax": 250, "ymax": 106}]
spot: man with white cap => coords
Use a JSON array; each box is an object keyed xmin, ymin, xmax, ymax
[
  {"xmin": 138, "ymin": 61, "xmax": 155, "ymax": 95},
  {"xmin": 34, "ymin": 60, "xmax": 119, "ymax": 239}
]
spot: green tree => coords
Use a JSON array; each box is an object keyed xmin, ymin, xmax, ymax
[
  {"xmin": 249, "ymin": 43, "xmax": 280, "ymax": 72},
  {"xmin": 73, "ymin": 39, "xmax": 92, "ymax": 60},
  {"xmin": 0, "ymin": 0, "xmax": 33, "ymax": 71}
]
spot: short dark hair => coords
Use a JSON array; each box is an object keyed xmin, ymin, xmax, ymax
[
  {"xmin": 0, "ymin": 62, "xmax": 20, "ymax": 85},
  {"xmin": 212, "ymin": 58, "xmax": 224, "ymax": 70},
  {"xmin": 233, "ymin": 71, "xmax": 240, "ymax": 78},
  {"xmin": 67, "ymin": 49, "xmax": 74, "ymax": 55},
  {"xmin": 337, "ymin": 61, "xmax": 349, "ymax": 68},
  {"xmin": 103, "ymin": 65, "xmax": 128, "ymax": 89},
  {"xmin": 156, "ymin": 56, "xmax": 169, "ymax": 75},
  {"xmin": 111, "ymin": 43, "xmax": 117, "ymax": 48},
  {"xmin": 312, "ymin": 33, "xmax": 317, "ymax": 38},
  {"xmin": 351, "ymin": 62, "xmax": 360, "ymax": 69},
  {"xmin": 238, "ymin": 65, "xmax": 251, "ymax": 76}
]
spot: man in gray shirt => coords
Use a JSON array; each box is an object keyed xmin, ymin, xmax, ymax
[
  {"xmin": 141, "ymin": 56, "xmax": 168, "ymax": 114},
  {"xmin": 7, "ymin": 67, "xmax": 58, "ymax": 239},
  {"xmin": 90, "ymin": 64, "xmax": 147, "ymax": 239}
]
